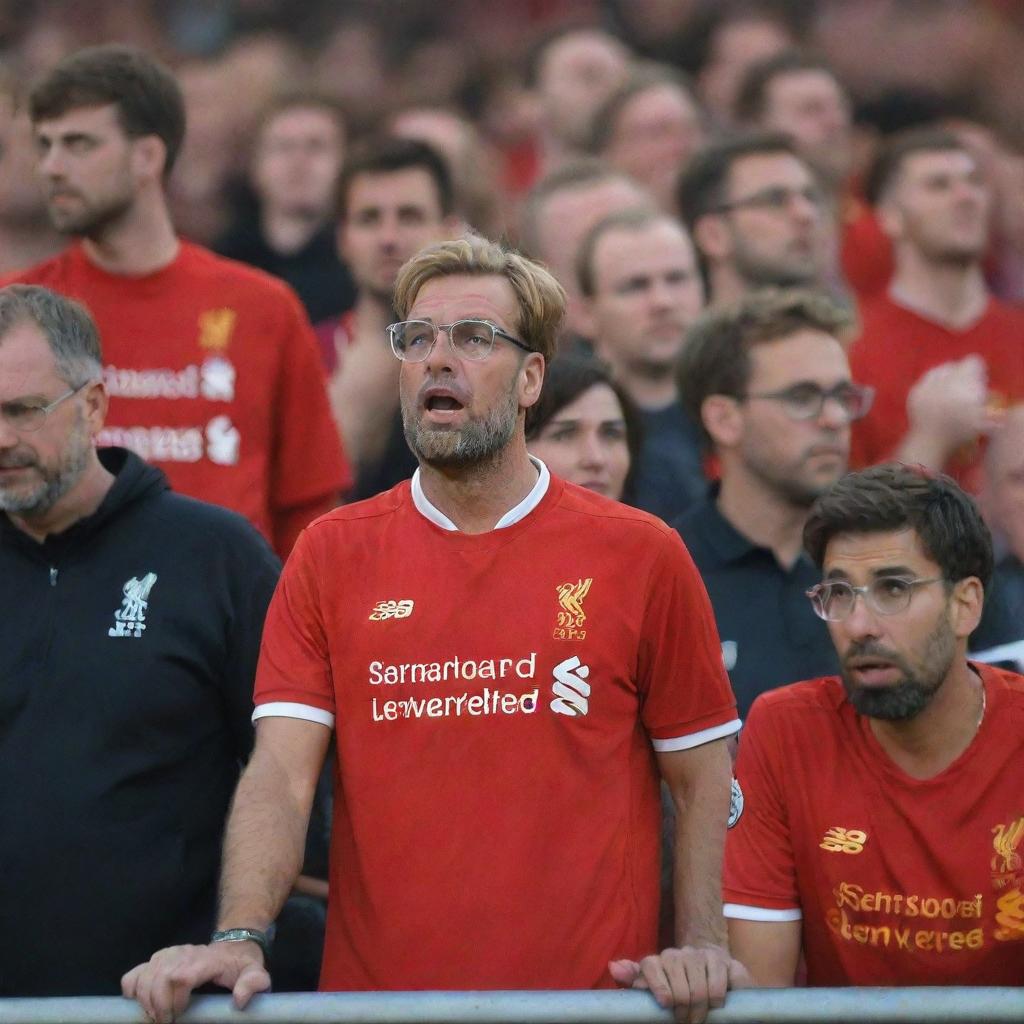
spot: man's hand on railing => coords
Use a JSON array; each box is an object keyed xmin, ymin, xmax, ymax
[
  {"xmin": 609, "ymin": 944, "xmax": 753, "ymax": 1024},
  {"xmin": 121, "ymin": 942, "xmax": 270, "ymax": 1024}
]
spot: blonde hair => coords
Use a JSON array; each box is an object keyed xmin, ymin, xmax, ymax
[{"xmin": 393, "ymin": 234, "xmax": 565, "ymax": 362}]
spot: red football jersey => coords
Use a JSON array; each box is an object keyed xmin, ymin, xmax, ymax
[
  {"xmin": 724, "ymin": 666, "xmax": 1024, "ymax": 985},
  {"xmin": 254, "ymin": 472, "xmax": 739, "ymax": 991},
  {"xmin": 3, "ymin": 242, "xmax": 350, "ymax": 551},
  {"xmin": 850, "ymin": 293, "xmax": 1024, "ymax": 492}
]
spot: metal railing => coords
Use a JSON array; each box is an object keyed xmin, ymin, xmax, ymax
[{"xmin": 1, "ymin": 989, "xmax": 1022, "ymax": 1023}]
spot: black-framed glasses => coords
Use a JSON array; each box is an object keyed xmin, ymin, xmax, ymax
[
  {"xmin": 806, "ymin": 576, "xmax": 945, "ymax": 622},
  {"xmin": 1, "ymin": 380, "xmax": 90, "ymax": 433},
  {"xmin": 715, "ymin": 184, "xmax": 825, "ymax": 214},
  {"xmin": 741, "ymin": 382, "xmax": 874, "ymax": 423},
  {"xmin": 386, "ymin": 319, "xmax": 534, "ymax": 363}
]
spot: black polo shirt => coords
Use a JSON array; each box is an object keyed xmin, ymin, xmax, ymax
[{"xmin": 673, "ymin": 495, "xmax": 838, "ymax": 718}]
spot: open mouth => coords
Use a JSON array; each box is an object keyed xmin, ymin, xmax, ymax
[
  {"xmin": 425, "ymin": 395, "xmax": 465, "ymax": 412},
  {"xmin": 846, "ymin": 656, "xmax": 900, "ymax": 686}
]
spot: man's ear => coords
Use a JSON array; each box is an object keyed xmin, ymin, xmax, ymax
[
  {"xmin": 875, "ymin": 199, "xmax": 903, "ymax": 243},
  {"xmin": 693, "ymin": 213, "xmax": 731, "ymax": 264},
  {"xmin": 701, "ymin": 393, "xmax": 743, "ymax": 449},
  {"xmin": 132, "ymin": 135, "xmax": 168, "ymax": 183},
  {"xmin": 950, "ymin": 576, "xmax": 985, "ymax": 640},
  {"xmin": 84, "ymin": 379, "xmax": 109, "ymax": 440},
  {"xmin": 518, "ymin": 352, "xmax": 546, "ymax": 410}
]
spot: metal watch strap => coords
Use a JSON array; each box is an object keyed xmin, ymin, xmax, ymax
[{"xmin": 210, "ymin": 927, "xmax": 272, "ymax": 961}]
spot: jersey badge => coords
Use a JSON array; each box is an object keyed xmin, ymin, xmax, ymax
[
  {"xmin": 727, "ymin": 777, "xmax": 744, "ymax": 828},
  {"xmin": 200, "ymin": 356, "xmax": 236, "ymax": 401},
  {"xmin": 553, "ymin": 577, "xmax": 592, "ymax": 641},
  {"xmin": 820, "ymin": 826, "xmax": 867, "ymax": 854},
  {"xmin": 721, "ymin": 640, "xmax": 738, "ymax": 671},
  {"xmin": 206, "ymin": 416, "xmax": 240, "ymax": 465},
  {"xmin": 550, "ymin": 655, "xmax": 590, "ymax": 716},
  {"xmin": 108, "ymin": 572, "xmax": 158, "ymax": 638},
  {"xmin": 198, "ymin": 308, "xmax": 237, "ymax": 352},
  {"xmin": 369, "ymin": 599, "xmax": 415, "ymax": 621}
]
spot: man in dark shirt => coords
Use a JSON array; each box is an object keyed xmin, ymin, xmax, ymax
[
  {"xmin": 578, "ymin": 207, "xmax": 708, "ymax": 520},
  {"xmin": 216, "ymin": 93, "xmax": 356, "ymax": 325},
  {"xmin": 673, "ymin": 288, "xmax": 873, "ymax": 715},
  {"xmin": 973, "ymin": 404, "xmax": 1024, "ymax": 669},
  {"xmin": 0, "ymin": 284, "xmax": 279, "ymax": 995}
]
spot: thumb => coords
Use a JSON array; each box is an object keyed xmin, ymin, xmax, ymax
[
  {"xmin": 608, "ymin": 959, "xmax": 645, "ymax": 988},
  {"xmin": 727, "ymin": 958, "xmax": 755, "ymax": 989},
  {"xmin": 232, "ymin": 963, "xmax": 272, "ymax": 1009}
]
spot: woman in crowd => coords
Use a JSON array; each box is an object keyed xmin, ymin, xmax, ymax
[{"xmin": 526, "ymin": 351, "xmax": 640, "ymax": 504}]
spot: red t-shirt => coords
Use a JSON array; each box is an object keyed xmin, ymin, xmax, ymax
[
  {"xmin": 723, "ymin": 665, "xmax": 1024, "ymax": 985},
  {"xmin": 254, "ymin": 474, "xmax": 739, "ymax": 991},
  {"xmin": 840, "ymin": 196, "xmax": 894, "ymax": 301},
  {"xmin": 850, "ymin": 293, "xmax": 1024, "ymax": 491},
  {"xmin": 3, "ymin": 242, "xmax": 350, "ymax": 551}
]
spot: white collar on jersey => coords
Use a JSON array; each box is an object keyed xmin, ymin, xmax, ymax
[{"xmin": 411, "ymin": 456, "xmax": 550, "ymax": 532}]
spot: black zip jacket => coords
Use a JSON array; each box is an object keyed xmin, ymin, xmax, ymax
[{"xmin": 0, "ymin": 448, "xmax": 280, "ymax": 996}]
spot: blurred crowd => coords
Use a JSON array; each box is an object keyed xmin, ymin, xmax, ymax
[{"xmin": 3, "ymin": 0, "xmax": 1024, "ymax": 1002}]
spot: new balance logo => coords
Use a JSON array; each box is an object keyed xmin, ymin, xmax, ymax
[
  {"xmin": 108, "ymin": 573, "xmax": 158, "ymax": 638},
  {"xmin": 820, "ymin": 826, "xmax": 867, "ymax": 854},
  {"xmin": 550, "ymin": 656, "xmax": 591, "ymax": 716},
  {"xmin": 369, "ymin": 599, "xmax": 414, "ymax": 621}
]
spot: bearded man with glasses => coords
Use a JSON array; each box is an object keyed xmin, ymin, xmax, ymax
[
  {"xmin": 125, "ymin": 233, "xmax": 750, "ymax": 1024},
  {"xmin": 722, "ymin": 461, "xmax": 1024, "ymax": 987},
  {"xmin": 0, "ymin": 284, "xmax": 281, "ymax": 997},
  {"xmin": 674, "ymin": 288, "xmax": 871, "ymax": 717}
]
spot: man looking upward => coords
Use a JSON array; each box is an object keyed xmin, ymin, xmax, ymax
[{"xmin": 125, "ymin": 235, "xmax": 747, "ymax": 1023}]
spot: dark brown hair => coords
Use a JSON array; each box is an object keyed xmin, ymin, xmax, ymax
[
  {"xmin": 335, "ymin": 136, "xmax": 453, "ymax": 222},
  {"xmin": 677, "ymin": 287, "xmax": 853, "ymax": 448},
  {"xmin": 734, "ymin": 50, "xmax": 844, "ymax": 124},
  {"xmin": 864, "ymin": 127, "xmax": 969, "ymax": 206},
  {"xmin": 803, "ymin": 463, "xmax": 993, "ymax": 588},
  {"xmin": 30, "ymin": 45, "xmax": 186, "ymax": 177},
  {"xmin": 676, "ymin": 130, "xmax": 801, "ymax": 231}
]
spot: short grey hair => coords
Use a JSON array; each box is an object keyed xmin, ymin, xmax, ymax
[{"xmin": 0, "ymin": 285, "xmax": 102, "ymax": 385}]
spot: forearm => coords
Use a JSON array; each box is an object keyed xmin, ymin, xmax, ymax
[
  {"xmin": 216, "ymin": 745, "xmax": 316, "ymax": 930},
  {"xmin": 668, "ymin": 741, "xmax": 732, "ymax": 948},
  {"xmin": 894, "ymin": 428, "xmax": 954, "ymax": 472}
]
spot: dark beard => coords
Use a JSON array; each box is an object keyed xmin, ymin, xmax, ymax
[{"xmin": 840, "ymin": 617, "xmax": 955, "ymax": 721}]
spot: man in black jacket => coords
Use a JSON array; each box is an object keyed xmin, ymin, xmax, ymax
[{"xmin": 0, "ymin": 284, "xmax": 280, "ymax": 995}]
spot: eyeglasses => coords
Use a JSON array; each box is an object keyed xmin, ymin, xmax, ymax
[
  {"xmin": 715, "ymin": 184, "xmax": 825, "ymax": 214},
  {"xmin": 1, "ymin": 380, "xmax": 89, "ymax": 433},
  {"xmin": 806, "ymin": 576, "xmax": 945, "ymax": 622},
  {"xmin": 740, "ymin": 382, "xmax": 874, "ymax": 423},
  {"xmin": 386, "ymin": 319, "xmax": 534, "ymax": 363}
]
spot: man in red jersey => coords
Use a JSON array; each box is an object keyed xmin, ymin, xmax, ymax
[
  {"xmin": 724, "ymin": 463, "xmax": 1024, "ymax": 985},
  {"xmin": 3, "ymin": 45, "xmax": 349, "ymax": 556},
  {"xmin": 850, "ymin": 129, "xmax": 1024, "ymax": 493},
  {"xmin": 123, "ymin": 234, "xmax": 749, "ymax": 1022}
]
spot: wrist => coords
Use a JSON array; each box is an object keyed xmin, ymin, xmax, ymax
[{"xmin": 210, "ymin": 927, "xmax": 273, "ymax": 963}]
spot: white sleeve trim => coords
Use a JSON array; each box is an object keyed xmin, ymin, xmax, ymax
[
  {"xmin": 724, "ymin": 903, "xmax": 803, "ymax": 922},
  {"xmin": 252, "ymin": 701, "xmax": 335, "ymax": 729},
  {"xmin": 970, "ymin": 638, "xmax": 1024, "ymax": 670},
  {"xmin": 652, "ymin": 717, "xmax": 742, "ymax": 752}
]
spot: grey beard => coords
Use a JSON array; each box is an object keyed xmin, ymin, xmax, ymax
[
  {"xmin": 0, "ymin": 420, "xmax": 91, "ymax": 518},
  {"xmin": 402, "ymin": 384, "xmax": 519, "ymax": 469}
]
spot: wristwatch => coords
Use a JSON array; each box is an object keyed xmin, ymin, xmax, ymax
[{"xmin": 210, "ymin": 927, "xmax": 272, "ymax": 962}]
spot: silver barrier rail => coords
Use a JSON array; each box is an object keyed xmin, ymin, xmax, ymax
[{"xmin": 1, "ymin": 989, "xmax": 1023, "ymax": 1024}]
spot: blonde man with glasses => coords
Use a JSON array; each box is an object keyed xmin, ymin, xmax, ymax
[
  {"xmin": 125, "ymin": 234, "xmax": 750, "ymax": 1023},
  {"xmin": 723, "ymin": 462, "xmax": 1024, "ymax": 986}
]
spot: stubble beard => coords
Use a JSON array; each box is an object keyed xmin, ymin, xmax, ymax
[
  {"xmin": 840, "ymin": 616, "xmax": 956, "ymax": 721},
  {"xmin": 402, "ymin": 380, "xmax": 520, "ymax": 469},
  {"xmin": 0, "ymin": 410, "xmax": 92, "ymax": 518},
  {"xmin": 48, "ymin": 190, "xmax": 135, "ymax": 238}
]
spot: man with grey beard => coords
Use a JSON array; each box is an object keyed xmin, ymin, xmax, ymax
[
  {"xmin": 124, "ymin": 235, "xmax": 750, "ymax": 1023},
  {"xmin": 673, "ymin": 288, "xmax": 873, "ymax": 716},
  {"xmin": 0, "ymin": 284, "xmax": 280, "ymax": 997},
  {"xmin": 721, "ymin": 463, "xmax": 1024, "ymax": 987}
]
